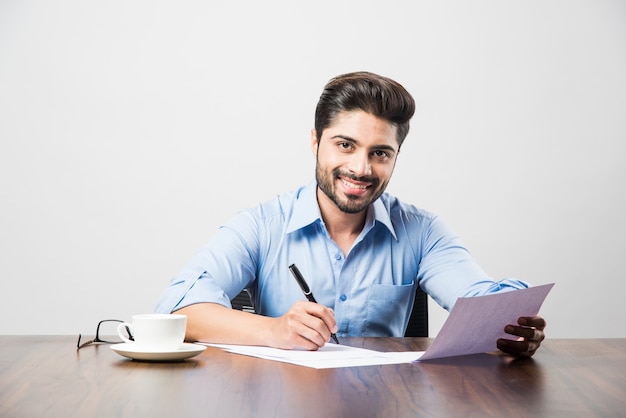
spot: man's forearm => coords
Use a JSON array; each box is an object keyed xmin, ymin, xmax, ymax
[{"xmin": 174, "ymin": 302, "xmax": 275, "ymax": 346}]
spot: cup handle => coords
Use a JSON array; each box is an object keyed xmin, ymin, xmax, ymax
[{"xmin": 117, "ymin": 322, "xmax": 134, "ymax": 344}]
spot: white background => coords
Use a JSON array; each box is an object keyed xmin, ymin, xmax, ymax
[{"xmin": 1, "ymin": 1, "xmax": 624, "ymax": 338}]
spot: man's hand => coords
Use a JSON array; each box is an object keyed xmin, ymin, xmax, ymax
[
  {"xmin": 270, "ymin": 300, "xmax": 338, "ymax": 351},
  {"xmin": 496, "ymin": 316, "xmax": 546, "ymax": 357}
]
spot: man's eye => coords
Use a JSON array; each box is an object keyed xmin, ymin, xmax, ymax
[
  {"xmin": 374, "ymin": 150, "xmax": 389, "ymax": 158},
  {"xmin": 339, "ymin": 142, "xmax": 352, "ymax": 150}
]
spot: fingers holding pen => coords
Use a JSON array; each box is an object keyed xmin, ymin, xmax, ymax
[
  {"xmin": 274, "ymin": 301, "xmax": 338, "ymax": 350},
  {"xmin": 298, "ymin": 301, "xmax": 338, "ymax": 345}
]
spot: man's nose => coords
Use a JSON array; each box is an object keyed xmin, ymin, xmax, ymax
[{"xmin": 348, "ymin": 151, "xmax": 372, "ymax": 177}]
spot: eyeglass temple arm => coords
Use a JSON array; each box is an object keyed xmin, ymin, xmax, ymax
[{"xmin": 123, "ymin": 325, "xmax": 134, "ymax": 341}]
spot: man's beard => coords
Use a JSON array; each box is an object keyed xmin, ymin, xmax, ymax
[{"xmin": 315, "ymin": 164, "xmax": 386, "ymax": 214}]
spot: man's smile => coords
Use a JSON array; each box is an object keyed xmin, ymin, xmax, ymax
[
  {"xmin": 340, "ymin": 177, "xmax": 369, "ymax": 190},
  {"xmin": 337, "ymin": 174, "xmax": 376, "ymax": 198}
]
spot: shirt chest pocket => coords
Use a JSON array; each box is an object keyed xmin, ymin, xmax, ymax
[{"xmin": 364, "ymin": 282, "xmax": 417, "ymax": 337}]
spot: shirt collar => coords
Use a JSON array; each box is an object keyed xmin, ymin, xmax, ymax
[{"xmin": 286, "ymin": 180, "xmax": 397, "ymax": 240}]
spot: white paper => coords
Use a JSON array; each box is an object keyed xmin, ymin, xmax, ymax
[
  {"xmin": 203, "ymin": 342, "xmax": 425, "ymax": 369},
  {"xmin": 201, "ymin": 283, "xmax": 554, "ymax": 368}
]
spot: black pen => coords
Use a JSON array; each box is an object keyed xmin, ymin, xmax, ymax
[{"xmin": 288, "ymin": 263, "xmax": 340, "ymax": 345}]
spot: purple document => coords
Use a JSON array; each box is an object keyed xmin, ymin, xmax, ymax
[{"xmin": 419, "ymin": 283, "xmax": 554, "ymax": 361}]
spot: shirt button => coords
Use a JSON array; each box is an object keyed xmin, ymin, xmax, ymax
[
  {"xmin": 339, "ymin": 294, "xmax": 347, "ymax": 302},
  {"xmin": 334, "ymin": 253, "xmax": 342, "ymax": 260}
]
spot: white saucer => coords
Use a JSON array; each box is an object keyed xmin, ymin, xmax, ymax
[{"xmin": 111, "ymin": 342, "xmax": 206, "ymax": 361}]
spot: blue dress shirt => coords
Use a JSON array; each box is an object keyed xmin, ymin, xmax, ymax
[{"xmin": 155, "ymin": 180, "xmax": 528, "ymax": 337}]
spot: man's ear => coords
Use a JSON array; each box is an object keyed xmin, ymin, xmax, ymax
[{"xmin": 310, "ymin": 129, "xmax": 319, "ymax": 156}]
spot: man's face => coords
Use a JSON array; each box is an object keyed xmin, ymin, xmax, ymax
[{"xmin": 312, "ymin": 110, "xmax": 400, "ymax": 214}]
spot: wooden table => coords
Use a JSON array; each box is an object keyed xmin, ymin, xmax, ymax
[{"xmin": 0, "ymin": 336, "xmax": 624, "ymax": 417}]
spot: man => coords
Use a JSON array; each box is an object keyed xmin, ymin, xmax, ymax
[{"xmin": 155, "ymin": 71, "xmax": 546, "ymax": 357}]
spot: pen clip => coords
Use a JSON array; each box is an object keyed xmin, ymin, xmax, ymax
[{"xmin": 289, "ymin": 264, "xmax": 312, "ymax": 295}]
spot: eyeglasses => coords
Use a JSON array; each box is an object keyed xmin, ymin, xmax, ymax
[{"xmin": 77, "ymin": 319, "xmax": 134, "ymax": 350}]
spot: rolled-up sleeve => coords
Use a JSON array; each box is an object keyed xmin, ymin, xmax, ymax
[{"xmin": 154, "ymin": 267, "xmax": 233, "ymax": 313}]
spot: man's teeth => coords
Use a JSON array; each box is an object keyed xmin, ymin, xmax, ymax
[{"xmin": 341, "ymin": 179, "xmax": 367, "ymax": 189}]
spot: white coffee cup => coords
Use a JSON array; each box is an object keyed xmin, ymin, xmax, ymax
[{"xmin": 117, "ymin": 314, "xmax": 187, "ymax": 351}]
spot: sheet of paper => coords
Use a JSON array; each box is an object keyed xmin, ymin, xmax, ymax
[
  {"xmin": 201, "ymin": 283, "xmax": 553, "ymax": 368},
  {"xmin": 202, "ymin": 342, "xmax": 425, "ymax": 369},
  {"xmin": 419, "ymin": 283, "xmax": 554, "ymax": 360}
]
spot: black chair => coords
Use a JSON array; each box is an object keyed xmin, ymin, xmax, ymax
[
  {"xmin": 404, "ymin": 286, "xmax": 428, "ymax": 337},
  {"xmin": 231, "ymin": 289, "xmax": 256, "ymax": 313},
  {"xmin": 231, "ymin": 286, "xmax": 428, "ymax": 337}
]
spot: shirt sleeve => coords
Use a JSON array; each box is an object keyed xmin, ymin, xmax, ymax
[
  {"xmin": 416, "ymin": 215, "xmax": 528, "ymax": 311},
  {"xmin": 154, "ymin": 209, "xmax": 260, "ymax": 314}
]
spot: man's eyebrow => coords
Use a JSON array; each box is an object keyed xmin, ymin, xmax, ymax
[
  {"xmin": 330, "ymin": 135, "xmax": 398, "ymax": 153},
  {"xmin": 330, "ymin": 134, "xmax": 357, "ymax": 143}
]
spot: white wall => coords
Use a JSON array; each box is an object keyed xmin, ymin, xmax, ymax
[{"xmin": 1, "ymin": 0, "xmax": 624, "ymax": 338}]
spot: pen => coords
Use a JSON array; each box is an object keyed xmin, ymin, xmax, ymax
[{"xmin": 288, "ymin": 263, "xmax": 340, "ymax": 345}]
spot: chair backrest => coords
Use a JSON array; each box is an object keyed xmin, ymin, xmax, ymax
[
  {"xmin": 404, "ymin": 286, "xmax": 428, "ymax": 337},
  {"xmin": 231, "ymin": 286, "xmax": 428, "ymax": 337},
  {"xmin": 231, "ymin": 289, "xmax": 255, "ymax": 313}
]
